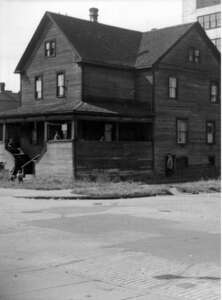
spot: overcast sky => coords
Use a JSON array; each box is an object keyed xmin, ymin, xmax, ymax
[{"xmin": 0, "ymin": 0, "xmax": 183, "ymax": 92}]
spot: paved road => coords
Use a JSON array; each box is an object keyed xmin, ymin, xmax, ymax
[{"xmin": 0, "ymin": 191, "xmax": 220, "ymax": 300}]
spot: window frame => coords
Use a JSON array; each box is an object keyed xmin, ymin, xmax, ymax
[
  {"xmin": 210, "ymin": 81, "xmax": 220, "ymax": 104},
  {"xmin": 44, "ymin": 39, "xmax": 56, "ymax": 57},
  {"xmin": 206, "ymin": 120, "xmax": 216, "ymax": 145},
  {"xmin": 176, "ymin": 118, "xmax": 188, "ymax": 145},
  {"xmin": 188, "ymin": 47, "xmax": 200, "ymax": 63},
  {"xmin": 34, "ymin": 75, "xmax": 43, "ymax": 100},
  {"xmin": 168, "ymin": 76, "xmax": 178, "ymax": 100},
  {"xmin": 56, "ymin": 71, "xmax": 66, "ymax": 98},
  {"xmin": 198, "ymin": 12, "xmax": 221, "ymax": 30}
]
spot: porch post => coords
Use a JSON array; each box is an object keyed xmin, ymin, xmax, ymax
[
  {"xmin": 72, "ymin": 118, "xmax": 77, "ymax": 180},
  {"xmin": 2, "ymin": 123, "xmax": 6, "ymax": 144},
  {"xmin": 44, "ymin": 121, "xmax": 48, "ymax": 142},
  {"xmin": 115, "ymin": 122, "xmax": 119, "ymax": 141}
]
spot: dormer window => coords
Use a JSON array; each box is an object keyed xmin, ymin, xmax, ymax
[
  {"xmin": 45, "ymin": 40, "xmax": 56, "ymax": 57},
  {"xmin": 188, "ymin": 48, "xmax": 200, "ymax": 63}
]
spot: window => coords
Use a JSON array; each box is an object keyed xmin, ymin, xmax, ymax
[
  {"xmin": 197, "ymin": 0, "xmax": 220, "ymax": 9},
  {"xmin": 169, "ymin": 77, "xmax": 177, "ymax": 99},
  {"xmin": 177, "ymin": 119, "xmax": 188, "ymax": 144},
  {"xmin": 210, "ymin": 82, "xmax": 219, "ymax": 103},
  {"xmin": 211, "ymin": 38, "xmax": 221, "ymax": 51},
  {"xmin": 47, "ymin": 121, "xmax": 72, "ymax": 141},
  {"xmin": 206, "ymin": 121, "xmax": 215, "ymax": 144},
  {"xmin": 45, "ymin": 40, "xmax": 56, "ymax": 57},
  {"xmin": 35, "ymin": 76, "xmax": 43, "ymax": 99},
  {"xmin": 198, "ymin": 12, "xmax": 221, "ymax": 30},
  {"xmin": 188, "ymin": 48, "xmax": 200, "ymax": 63},
  {"xmin": 56, "ymin": 72, "xmax": 65, "ymax": 97}
]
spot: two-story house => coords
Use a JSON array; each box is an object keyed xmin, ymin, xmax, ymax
[{"xmin": 0, "ymin": 9, "xmax": 220, "ymax": 181}]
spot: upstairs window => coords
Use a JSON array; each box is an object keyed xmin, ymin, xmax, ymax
[
  {"xmin": 206, "ymin": 121, "xmax": 215, "ymax": 144},
  {"xmin": 35, "ymin": 76, "xmax": 43, "ymax": 100},
  {"xmin": 188, "ymin": 48, "xmax": 200, "ymax": 63},
  {"xmin": 56, "ymin": 72, "xmax": 65, "ymax": 97},
  {"xmin": 210, "ymin": 82, "xmax": 219, "ymax": 103},
  {"xmin": 169, "ymin": 77, "xmax": 177, "ymax": 99},
  {"xmin": 177, "ymin": 119, "xmax": 188, "ymax": 145},
  {"xmin": 45, "ymin": 40, "xmax": 56, "ymax": 57},
  {"xmin": 198, "ymin": 12, "xmax": 221, "ymax": 30}
]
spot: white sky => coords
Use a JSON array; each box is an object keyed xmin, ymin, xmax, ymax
[{"xmin": 0, "ymin": 0, "xmax": 183, "ymax": 92}]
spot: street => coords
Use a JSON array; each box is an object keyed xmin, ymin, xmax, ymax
[{"xmin": 0, "ymin": 190, "xmax": 220, "ymax": 300}]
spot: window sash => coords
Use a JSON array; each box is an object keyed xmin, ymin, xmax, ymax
[
  {"xmin": 206, "ymin": 122, "xmax": 215, "ymax": 144},
  {"xmin": 45, "ymin": 40, "xmax": 56, "ymax": 57},
  {"xmin": 210, "ymin": 83, "xmax": 219, "ymax": 103},
  {"xmin": 57, "ymin": 73, "xmax": 65, "ymax": 97},
  {"xmin": 198, "ymin": 12, "xmax": 221, "ymax": 30},
  {"xmin": 177, "ymin": 120, "xmax": 188, "ymax": 144},
  {"xmin": 35, "ymin": 77, "xmax": 42, "ymax": 99},
  {"xmin": 169, "ymin": 77, "xmax": 177, "ymax": 99}
]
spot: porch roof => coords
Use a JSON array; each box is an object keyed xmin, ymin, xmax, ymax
[{"xmin": 0, "ymin": 101, "xmax": 153, "ymax": 120}]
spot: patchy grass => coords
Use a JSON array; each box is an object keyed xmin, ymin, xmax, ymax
[
  {"xmin": 174, "ymin": 179, "xmax": 221, "ymax": 194},
  {"xmin": 0, "ymin": 170, "xmax": 220, "ymax": 198}
]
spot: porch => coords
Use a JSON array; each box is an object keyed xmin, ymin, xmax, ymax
[{"xmin": 0, "ymin": 115, "xmax": 154, "ymax": 179}]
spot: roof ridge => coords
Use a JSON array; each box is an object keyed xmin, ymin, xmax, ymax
[
  {"xmin": 46, "ymin": 11, "xmax": 142, "ymax": 34},
  {"xmin": 143, "ymin": 22, "xmax": 195, "ymax": 34}
]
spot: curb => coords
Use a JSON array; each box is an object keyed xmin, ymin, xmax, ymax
[{"xmin": 15, "ymin": 190, "xmax": 174, "ymax": 200}]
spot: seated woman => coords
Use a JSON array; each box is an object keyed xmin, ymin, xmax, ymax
[{"xmin": 6, "ymin": 139, "xmax": 21, "ymax": 154}]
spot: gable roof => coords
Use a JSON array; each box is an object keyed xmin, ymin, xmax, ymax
[
  {"xmin": 15, "ymin": 11, "xmax": 202, "ymax": 72},
  {"xmin": 136, "ymin": 23, "xmax": 194, "ymax": 68}
]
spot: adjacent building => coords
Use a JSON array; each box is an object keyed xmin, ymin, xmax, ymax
[
  {"xmin": 0, "ymin": 82, "xmax": 19, "ymax": 112},
  {"xmin": 0, "ymin": 10, "xmax": 220, "ymax": 181},
  {"xmin": 183, "ymin": 0, "xmax": 221, "ymax": 50}
]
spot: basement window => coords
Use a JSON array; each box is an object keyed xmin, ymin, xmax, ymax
[{"xmin": 45, "ymin": 40, "xmax": 56, "ymax": 57}]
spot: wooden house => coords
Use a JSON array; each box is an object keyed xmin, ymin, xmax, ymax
[{"xmin": 0, "ymin": 9, "xmax": 220, "ymax": 180}]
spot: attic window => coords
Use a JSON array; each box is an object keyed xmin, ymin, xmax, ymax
[
  {"xmin": 45, "ymin": 40, "xmax": 56, "ymax": 57},
  {"xmin": 188, "ymin": 48, "xmax": 200, "ymax": 63}
]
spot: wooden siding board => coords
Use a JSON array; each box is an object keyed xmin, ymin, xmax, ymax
[
  {"xmin": 83, "ymin": 65, "xmax": 135, "ymax": 101},
  {"xmin": 21, "ymin": 22, "xmax": 82, "ymax": 107}
]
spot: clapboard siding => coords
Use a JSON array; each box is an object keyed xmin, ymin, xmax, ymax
[
  {"xmin": 83, "ymin": 65, "xmax": 135, "ymax": 101},
  {"xmin": 76, "ymin": 141, "xmax": 153, "ymax": 172},
  {"xmin": 135, "ymin": 70, "xmax": 153, "ymax": 107},
  {"xmin": 21, "ymin": 21, "xmax": 82, "ymax": 107},
  {"xmin": 154, "ymin": 69, "xmax": 220, "ymax": 175},
  {"xmin": 161, "ymin": 25, "xmax": 219, "ymax": 75}
]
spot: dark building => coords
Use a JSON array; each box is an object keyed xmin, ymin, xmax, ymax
[
  {"xmin": 0, "ymin": 10, "xmax": 220, "ymax": 180},
  {"xmin": 0, "ymin": 82, "xmax": 19, "ymax": 112}
]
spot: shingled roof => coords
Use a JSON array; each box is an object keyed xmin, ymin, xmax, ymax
[
  {"xmin": 0, "ymin": 101, "xmax": 152, "ymax": 119},
  {"xmin": 15, "ymin": 11, "xmax": 197, "ymax": 72}
]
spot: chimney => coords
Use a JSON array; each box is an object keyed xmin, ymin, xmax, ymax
[
  {"xmin": 0, "ymin": 82, "xmax": 5, "ymax": 93},
  {"xmin": 89, "ymin": 7, "xmax": 98, "ymax": 22}
]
